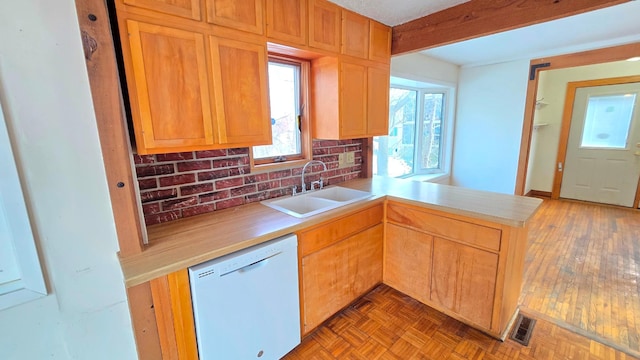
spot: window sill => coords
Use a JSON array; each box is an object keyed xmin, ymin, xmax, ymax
[
  {"xmin": 404, "ymin": 173, "xmax": 450, "ymax": 184},
  {"xmin": 251, "ymin": 158, "xmax": 311, "ymax": 174}
]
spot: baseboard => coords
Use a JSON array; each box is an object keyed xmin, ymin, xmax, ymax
[{"xmin": 525, "ymin": 190, "xmax": 551, "ymax": 198}]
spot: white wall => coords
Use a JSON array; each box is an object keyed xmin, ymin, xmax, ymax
[
  {"xmin": 451, "ymin": 60, "xmax": 530, "ymax": 194},
  {"xmin": 526, "ymin": 60, "xmax": 640, "ymax": 192},
  {"xmin": 391, "ymin": 53, "xmax": 459, "ymax": 87},
  {"xmin": 0, "ymin": 1, "xmax": 137, "ymax": 359}
]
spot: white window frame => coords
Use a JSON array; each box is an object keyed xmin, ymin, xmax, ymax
[
  {"xmin": 0, "ymin": 100, "xmax": 47, "ymax": 311},
  {"xmin": 376, "ymin": 82, "xmax": 455, "ymax": 181}
]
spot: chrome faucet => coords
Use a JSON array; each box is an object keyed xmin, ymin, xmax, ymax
[{"xmin": 299, "ymin": 160, "xmax": 327, "ymax": 194}]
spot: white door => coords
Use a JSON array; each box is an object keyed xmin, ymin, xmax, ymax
[{"xmin": 560, "ymin": 82, "xmax": 640, "ymax": 207}]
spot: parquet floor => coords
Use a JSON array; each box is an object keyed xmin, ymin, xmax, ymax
[
  {"xmin": 283, "ymin": 284, "xmax": 637, "ymax": 359},
  {"xmin": 519, "ymin": 199, "xmax": 640, "ymax": 357}
]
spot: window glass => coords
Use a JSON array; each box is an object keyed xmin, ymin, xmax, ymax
[
  {"xmin": 373, "ymin": 88, "xmax": 417, "ymax": 177},
  {"xmin": 421, "ymin": 93, "xmax": 444, "ymax": 169},
  {"xmin": 373, "ymin": 86, "xmax": 447, "ymax": 178},
  {"xmin": 253, "ymin": 61, "xmax": 302, "ymax": 161},
  {"xmin": 580, "ymin": 93, "xmax": 636, "ymax": 149}
]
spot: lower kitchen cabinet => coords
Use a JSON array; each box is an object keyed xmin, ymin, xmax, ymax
[
  {"xmin": 385, "ymin": 201, "xmax": 528, "ymax": 338},
  {"xmin": 298, "ymin": 204, "xmax": 384, "ymax": 335},
  {"xmin": 430, "ymin": 237, "xmax": 498, "ymax": 330},
  {"xmin": 384, "ymin": 223, "xmax": 432, "ymax": 304}
]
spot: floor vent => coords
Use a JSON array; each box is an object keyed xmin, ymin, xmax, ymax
[{"xmin": 510, "ymin": 314, "xmax": 536, "ymax": 346}]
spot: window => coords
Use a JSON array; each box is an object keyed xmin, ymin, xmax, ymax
[
  {"xmin": 373, "ymin": 85, "xmax": 449, "ymax": 178},
  {"xmin": 252, "ymin": 57, "xmax": 310, "ymax": 167},
  {"xmin": 580, "ymin": 93, "xmax": 636, "ymax": 149}
]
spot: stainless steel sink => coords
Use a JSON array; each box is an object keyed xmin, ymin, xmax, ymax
[{"xmin": 261, "ymin": 186, "xmax": 372, "ymax": 218}]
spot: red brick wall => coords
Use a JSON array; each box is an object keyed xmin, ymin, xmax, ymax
[{"xmin": 135, "ymin": 139, "xmax": 364, "ymax": 225}]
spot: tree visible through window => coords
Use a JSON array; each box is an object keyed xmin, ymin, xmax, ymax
[
  {"xmin": 373, "ymin": 86, "xmax": 446, "ymax": 177},
  {"xmin": 253, "ymin": 59, "xmax": 304, "ymax": 164}
]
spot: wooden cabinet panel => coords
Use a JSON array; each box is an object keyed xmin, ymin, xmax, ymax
[
  {"xmin": 369, "ymin": 20, "xmax": 391, "ymax": 63},
  {"xmin": 210, "ymin": 37, "xmax": 271, "ymax": 145},
  {"xmin": 299, "ymin": 204, "xmax": 383, "ymax": 257},
  {"xmin": 367, "ymin": 65, "xmax": 390, "ymax": 136},
  {"xmin": 206, "ymin": 0, "xmax": 264, "ymax": 34},
  {"xmin": 126, "ymin": 20, "xmax": 215, "ymax": 154},
  {"xmin": 384, "ymin": 224, "xmax": 432, "ymax": 304},
  {"xmin": 339, "ymin": 61, "xmax": 368, "ymax": 137},
  {"xmin": 312, "ymin": 56, "xmax": 389, "ymax": 139},
  {"xmin": 149, "ymin": 270, "xmax": 198, "ymax": 359},
  {"xmin": 308, "ymin": 0, "xmax": 340, "ymax": 52},
  {"xmin": 266, "ymin": 0, "xmax": 307, "ymax": 45},
  {"xmin": 341, "ymin": 10, "xmax": 369, "ymax": 59},
  {"xmin": 123, "ymin": 0, "xmax": 202, "ymax": 20},
  {"xmin": 301, "ymin": 224, "xmax": 383, "ymax": 334},
  {"xmin": 430, "ymin": 237, "xmax": 498, "ymax": 329},
  {"xmin": 387, "ymin": 202, "xmax": 502, "ymax": 252}
]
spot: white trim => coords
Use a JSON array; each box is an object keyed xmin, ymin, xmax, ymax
[{"xmin": 0, "ymin": 99, "xmax": 47, "ymax": 311}]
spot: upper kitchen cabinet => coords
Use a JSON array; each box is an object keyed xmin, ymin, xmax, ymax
[
  {"xmin": 308, "ymin": 0, "xmax": 341, "ymax": 53},
  {"xmin": 341, "ymin": 10, "xmax": 369, "ymax": 59},
  {"xmin": 312, "ymin": 57, "xmax": 389, "ymax": 139},
  {"xmin": 123, "ymin": 0, "xmax": 202, "ymax": 20},
  {"xmin": 205, "ymin": 0, "xmax": 264, "ymax": 35},
  {"xmin": 369, "ymin": 20, "xmax": 391, "ymax": 63},
  {"xmin": 209, "ymin": 37, "xmax": 272, "ymax": 145},
  {"xmin": 114, "ymin": 0, "xmax": 272, "ymax": 154},
  {"xmin": 367, "ymin": 64, "xmax": 390, "ymax": 136},
  {"xmin": 266, "ymin": 0, "xmax": 307, "ymax": 46},
  {"xmin": 124, "ymin": 20, "xmax": 216, "ymax": 154}
]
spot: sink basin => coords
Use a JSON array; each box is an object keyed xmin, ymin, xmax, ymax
[
  {"xmin": 308, "ymin": 186, "xmax": 372, "ymax": 202},
  {"xmin": 262, "ymin": 186, "xmax": 372, "ymax": 218}
]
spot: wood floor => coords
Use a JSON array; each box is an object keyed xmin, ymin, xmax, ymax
[
  {"xmin": 283, "ymin": 199, "xmax": 640, "ymax": 359},
  {"xmin": 283, "ymin": 284, "xmax": 637, "ymax": 359},
  {"xmin": 519, "ymin": 199, "xmax": 640, "ymax": 357}
]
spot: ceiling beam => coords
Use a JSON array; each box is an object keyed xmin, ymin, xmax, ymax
[{"xmin": 391, "ymin": 0, "xmax": 630, "ymax": 55}]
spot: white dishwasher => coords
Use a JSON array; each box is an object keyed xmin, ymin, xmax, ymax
[{"xmin": 188, "ymin": 234, "xmax": 300, "ymax": 360}]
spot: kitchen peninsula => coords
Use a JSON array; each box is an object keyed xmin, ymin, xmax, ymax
[{"xmin": 119, "ymin": 176, "xmax": 542, "ymax": 356}]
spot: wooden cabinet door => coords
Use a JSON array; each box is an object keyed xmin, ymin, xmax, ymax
[
  {"xmin": 206, "ymin": 0, "xmax": 264, "ymax": 34},
  {"xmin": 308, "ymin": 0, "xmax": 340, "ymax": 52},
  {"xmin": 367, "ymin": 65, "xmax": 390, "ymax": 136},
  {"xmin": 209, "ymin": 37, "xmax": 271, "ymax": 145},
  {"xmin": 369, "ymin": 20, "xmax": 391, "ymax": 63},
  {"xmin": 301, "ymin": 224, "xmax": 383, "ymax": 334},
  {"xmin": 340, "ymin": 61, "xmax": 367, "ymax": 138},
  {"xmin": 384, "ymin": 224, "xmax": 432, "ymax": 304},
  {"xmin": 123, "ymin": 0, "xmax": 202, "ymax": 20},
  {"xmin": 430, "ymin": 237, "xmax": 498, "ymax": 329},
  {"xmin": 341, "ymin": 10, "xmax": 369, "ymax": 59},
  {"xmin": 266, "ymin": 0, "xmax": 307, "ymax": 45},
  {"xmin": 126, "ymin": 20, "xmax": 215, "ymax": 154}
]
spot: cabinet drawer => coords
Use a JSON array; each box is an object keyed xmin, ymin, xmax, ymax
[
  {"xmin": 299, "ymin": 204, "xmax": 383, "ymax": 257},
  {"xmin": 387, "ymin": 202, "xmax": 501, "ymax": 252}
]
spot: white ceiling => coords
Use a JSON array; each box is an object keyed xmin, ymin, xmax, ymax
[
  {"xmin": 330, "ymin": 1, "xmax": 640, "ymax": 68},
  {"xmin": 328, "ymin": 0, "xmax": 469, "ymax": 26}
]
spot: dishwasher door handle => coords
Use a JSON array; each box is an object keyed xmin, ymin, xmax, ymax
[{"xmin": 220, "ymin": 251, "xmax": 282, "ymax": 277}]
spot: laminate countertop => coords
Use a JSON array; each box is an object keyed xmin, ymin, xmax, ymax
[{"xmin": 119, "ymin": 176, "xmax": 543, "ymax": 287}]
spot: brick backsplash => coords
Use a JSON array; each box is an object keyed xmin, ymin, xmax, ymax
[{"xmin": 135, "ymin": 139, "xmax": 364, "ymax": 226}]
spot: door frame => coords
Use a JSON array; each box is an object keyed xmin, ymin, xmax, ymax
[
  {"xmin": 514, "ymin": 42, "xmax": 640, "ymax": 204},
  {"xmin": 551, "ymin": 75, "xmax": 640, "ymax": 205}
]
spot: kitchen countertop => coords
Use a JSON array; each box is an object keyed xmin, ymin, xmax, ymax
[{"xmin": 119, "ymin": 176, "xmax": 543, "ymax": 287}]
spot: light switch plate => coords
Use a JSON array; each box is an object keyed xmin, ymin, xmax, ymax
[{"xmin": 338, "ymin": 153, "xmax": 346, "ymax": 167}]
